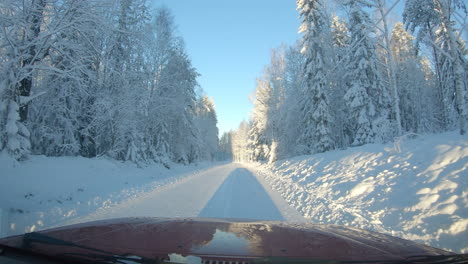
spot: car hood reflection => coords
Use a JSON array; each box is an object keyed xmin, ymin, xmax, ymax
[{"xmin": 0, "ymin": 217, "xmax": 453, "ymax": 263}]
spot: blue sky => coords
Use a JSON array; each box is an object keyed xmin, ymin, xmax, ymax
[
  {"xmin": 153, "ymin": 1, "xmax": 408, "ymax": 135},
  {"xmin": 154, "ymin": 0, "xmax": 302, "ymax": 135}
]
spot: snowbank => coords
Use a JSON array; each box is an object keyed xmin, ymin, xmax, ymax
[
  {"xmin": 0, "ymin": 154, "xmax": 221, "ymax": 237},
  {"xmin": 257, "ymin": 131, "xmax": 467, "ymax": 253}
]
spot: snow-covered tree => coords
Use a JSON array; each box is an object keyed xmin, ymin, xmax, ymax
[
  {"xmin": 0, "ymin": 0, "xmax": 112, "ymax": 159},
  {"xmin": 404, "ymin": 0, "xmax": 467, "ymax": 134},
  {"xmin": 28, "ymin": 0, "xmax": 107, "ymax": 157},
  {"xmin": 279, "ymin": 44, "xmax": 306, "ymax": 157},
  {"xmin": 390, "ymin": 22, "xmax": 439, "ymax": 133},
  {"xmin": 91, "ymin": 3, "xmax": 205, "ymax": 165},
  {"xmin": 247, "ymin": 48, "xmax": 287, "ymax": 162},
  {"xmin": 0, "ymin": 1, "xmax": 218, "ymax": 164},
  {"xmin": 143, "ymin": 7, "xmax": 178, "ymax": 163},
  {"xmin": 296, "ymin": 0, "xmax": 335, "ymax": 153},
  {"xmin": 232, "ymin": 121, "xmax": 251, "ymax": 163},
  {"xmin": 241, "ymin": 0, "xmax": 466, "ymax": 162},
  {"xmin": 331, "ymin": 16, "xmax": 349, "ymax": 49},
  {"xmin": 195, "ymin": 96, "xmax": 219, "ymax": 161},
  {"xmin": 372, "ymin": 0, "xmax": 403, "ymax": 137},
  {"xmin": 330, "ymin": 15, "xmax": 350, "ymax": 148},
  {"xmin": 249, "ymin": 78, "xmax": 273, "ymax": 162},
  {"xmin": 163, "ymin": 49, "xmax": 201, "ymax": 164},
  {"xmin": 0, "ymin": 0, "xmax": 47, "ymax": 159},
  {"xmin": 344, "ymin": 0, "xmax": 391, "ymax": 146},
  {"xmin": 218, "ymin": 131, "xmax": 233, "ymax": 161},
  {"xmin": 95, "ymin": 0, "xmax": 151, "ymax": 163}
]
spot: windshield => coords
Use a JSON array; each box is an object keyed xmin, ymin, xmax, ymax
[{"xmin": 0, "ymin": 0, "xmax": 467, "ymax": 262}]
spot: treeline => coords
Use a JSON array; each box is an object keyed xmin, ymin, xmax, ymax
[
  {"xmin": 225, "ymin": 0, "xmax": 467, "ymax": 163},
  {"xmin": 0, "ymin": 0, "xmax": 219, "ymax": 165}
]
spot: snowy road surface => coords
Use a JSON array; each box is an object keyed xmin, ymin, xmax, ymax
[
  {"xmin": 63, "ymin": 163, "xmax": 304, "ymax": 226},
  {"xmin": 199, "ymin": 168, "xmax": 283, "ymax": 220}
]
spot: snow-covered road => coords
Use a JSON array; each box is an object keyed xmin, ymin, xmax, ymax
[
  {"xmin": 199, "ymin": 168, "xmax": 283, "ymax": 220},
  {"xmin": 63, "ymin": 163, "xmax": 304, "ymax": 226}
]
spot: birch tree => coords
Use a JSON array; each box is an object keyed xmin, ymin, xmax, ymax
[
  {"xmin": 373, "ymin": 0, "xmax": 403, "ymax": 137},
  {"xmin": 404, "ymin": 0, "xmax": 467, "ymax": 134}
]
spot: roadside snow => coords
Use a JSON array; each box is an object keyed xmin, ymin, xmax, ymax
[
  {"xmin": 0, "ymin": 158, "xmax": 303, "ymax": 238},
  {"xmin": 0, "ymin": 154, "xmax": 223, "ymax": 237},
  {"xmin": 256, "ymin": 131, "xmax": 467, "ymax": 253},
  {"xmin": 1, "ymin": 131, "xmax": 465, "ymax": 254}
]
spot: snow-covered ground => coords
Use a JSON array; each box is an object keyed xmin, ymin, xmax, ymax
[
  {"xmin": 0, "ymin": 157, "xmax": 303, "ymax": 238},
  {"xmin": 255, "ymin": 131, "xmax": 467, "ymax": 253},
  {"xmin": 1, "ymin": 131, "xmax": 466, "ymax": 254},
  {"xmin": 0, "ymin": 154, "xmax": 226, "ymax": 237}
]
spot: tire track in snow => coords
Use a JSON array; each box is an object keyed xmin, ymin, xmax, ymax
[{"xmin": 60, "ymin": 163, "xmax": 239, "ymax": 225}]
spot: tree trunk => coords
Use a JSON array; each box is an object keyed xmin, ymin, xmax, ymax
[
  {"xmin": 19, "ymin": 0, "xmax": 46, "ymax": 122},
  {"xmin": 377, "ymin": 0, "xmax": 402, "ymax": 137},
  {"xmin": 428, "ymin": 27, "xmax": 448, "ymax": 129},
  {"xmin": 447, "ymin": 29, "xmax": 466, "ymax": 135},
  {"xmin": 439, "ymin": 0, "xmax": 466, "ymax": 134}
]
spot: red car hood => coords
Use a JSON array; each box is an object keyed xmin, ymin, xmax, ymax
[{"xmin": 0, "ymin": 217, "xmax": 454, "ymax": 263}]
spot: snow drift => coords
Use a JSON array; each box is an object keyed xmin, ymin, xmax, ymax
[
  {"xmin": 0, "ymin": 154, "xmax": 220, "ymax": 237},
  {"xmin": 256, "ymin": 131, "xmax": 467, "ymax": 253}
]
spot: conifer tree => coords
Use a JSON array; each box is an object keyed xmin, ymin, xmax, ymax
[
  {"xmin": 296, "ymin": 0, "xmax": 334, "ymax": 153},
  {"xmin": 344, "ymin": 1, "xmax": 391, "ymax": 146}
]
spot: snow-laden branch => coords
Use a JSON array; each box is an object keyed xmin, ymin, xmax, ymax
[
  {"xmin": 19, "ymin": 91, "xmax": 46, "ymax": 106},
  {"xmin": 325, "ymin": 0, "xmax": 402, "ymax": 79}
]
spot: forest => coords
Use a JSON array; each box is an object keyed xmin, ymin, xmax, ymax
[
  {"xmin": 0, "ymin": 0, "xmax": 466, "ymax": 166},
  {"xmin": 0, "ymin": 0, "xmax": 219, "ymax": 165},
  {"xmin": 223, "ymin": 0, "xmax": 467, "ymax": 163}
]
